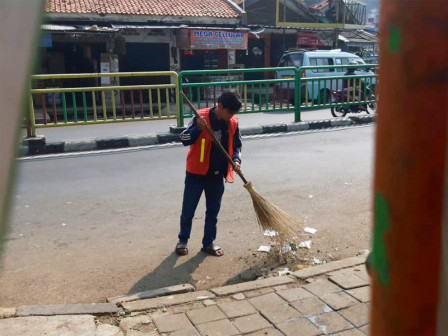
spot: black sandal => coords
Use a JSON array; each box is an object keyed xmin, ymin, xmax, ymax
[
  {"xmin": 201, "ymin": 244, "xmax": 224, "ymax": 257},
  {"xmin": 175, "ymin": 242, "xmax": 188, "ymax": 256}
]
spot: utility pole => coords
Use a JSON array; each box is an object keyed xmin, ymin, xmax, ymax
[
  {"xmin": 333, "ymin": 0, "xmax": 340, "ymax": 49},
  {"xmin": 370, "ymin": 0, "xmax": 448, "ymax": 334}
]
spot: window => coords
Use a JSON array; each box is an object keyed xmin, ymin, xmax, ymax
[
  {"xmin": 349, "ymin": 57, "xmax": 365, "ymax": 64},
  {"xmin": 340, "ymin": 58, "xmax": 350, "ymax": 72},
  {"xmin": 284, "ymin": 56, "xmax": 294, "ymax": 67},
  {"xmin": 289, "ymin": 53, "xmax": 303, "ymax": 68},
  {"xmin": 310, "ymin": 58, "xmax": 335, "ymax": 73}
]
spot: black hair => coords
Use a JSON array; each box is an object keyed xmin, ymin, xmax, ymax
[{"xmin": 218, "ymin": 91, "xmax": 242, "ymax": 114}]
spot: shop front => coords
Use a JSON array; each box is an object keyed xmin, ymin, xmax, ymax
[
  {"xmin": 177, "ymin": 28, "xmax": 248, "ymax": 71},
  {"xmin": 177, "ymin": 28, "xmax": 249, "ymax": 97}
]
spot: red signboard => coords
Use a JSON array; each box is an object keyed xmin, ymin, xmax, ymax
[
  {"xmin": 177, "ymin": 29, "xmax": 248, "ymax": 50},
  {"xmin": 296, "ymin": 32, "xmax": 324, "ymax": 46}
]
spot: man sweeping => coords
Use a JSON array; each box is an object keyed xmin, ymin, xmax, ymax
[{"xmin": 176, "ymin": 91, "xmax": 243, "ymax": 257}]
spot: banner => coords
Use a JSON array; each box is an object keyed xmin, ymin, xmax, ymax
[
  {"xmin": 296, "ymin": 32, "xmax": 324, "ymax": 46},
  {"xmin": 177, "ymin": 29, "xmax": 248, "ymax": 50}
]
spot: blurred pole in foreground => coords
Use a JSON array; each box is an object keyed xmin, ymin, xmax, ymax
[
  {"xmin": 0, "ymin": 0, "xmax": 44, "ymax": 258},
  {"xmin": 371, "ymin": 0, "xmax": 448, "ymax": 334}
]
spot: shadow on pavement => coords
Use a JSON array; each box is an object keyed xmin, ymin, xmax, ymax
[{"xmin": 128, "ymin": 251, "xmax": 207, "ymax": 294}]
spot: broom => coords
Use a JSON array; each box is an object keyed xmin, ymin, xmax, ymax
[{"xmin": 181, "ymin": 92, "xmax": 299, "ymax": 242}]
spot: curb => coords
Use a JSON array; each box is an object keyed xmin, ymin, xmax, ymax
[
  {"xmin": 0, "ymin": 255, "xmax": 367, "ymax": 318},
  {"xmin": 20, "ymin": 116, "xmax": 375, "ymax": 157}
]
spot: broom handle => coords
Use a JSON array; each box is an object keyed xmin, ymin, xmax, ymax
[{"xmin": 181, "ymin": 92, "xmax": 249, "ymax": 185}]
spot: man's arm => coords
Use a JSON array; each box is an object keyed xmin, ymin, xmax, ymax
[
  {"xmin": 180, "ymin": 117, "xmax": 202, "ymax": 146},
  {"xmin": 232, "ymin": 126, "xmax": 242, "ymax": 164}
]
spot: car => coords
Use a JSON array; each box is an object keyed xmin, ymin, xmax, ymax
[{"xmin": 276, "ymin": 49, "xmax": 377, "ymax": 104}]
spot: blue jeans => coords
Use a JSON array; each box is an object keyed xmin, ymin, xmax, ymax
[{"xmin": 178, "ymin": 174, "xmax": 225, "ymax": 249}]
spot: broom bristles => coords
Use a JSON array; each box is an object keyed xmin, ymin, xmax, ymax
[{"xmin": 243, "ymin": 181, "xmax": 299, "ymax": 242}]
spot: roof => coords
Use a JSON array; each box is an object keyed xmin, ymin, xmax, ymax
[{"xmin": 45, "ymin": 0, "xmax": 240, "ymax": 18}]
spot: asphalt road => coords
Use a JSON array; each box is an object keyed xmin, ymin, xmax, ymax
[{"xmin": 2, "ymin": 124, "xmax": 375, "ymax": 306}]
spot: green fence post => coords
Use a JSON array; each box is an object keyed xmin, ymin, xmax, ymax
[
  {"xmin": 295, "ymin": 67, "xmax": 301, "ymax": 122},
  {"xmin": 62, "ymin": 92, "xmax": 68, "ymax": 123}
]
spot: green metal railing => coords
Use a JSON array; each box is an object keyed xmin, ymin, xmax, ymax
[
  {"xmin": 295, "ymin": 64, "xmax": 378, "ymax": 121},
  {"xmin": 27, "ymin": 66, "xmax": 378, "ymax": 137},
  {"xmin": 178, "ymin": 67, "xmax": 297, "ymax": 127},
  {"xmin": 178, "ymin": 65, "xmax": 377, "ymax": 126},
  {"xmin": 28, "ymin": 72, "xmax": 179, "ymax": 137}
]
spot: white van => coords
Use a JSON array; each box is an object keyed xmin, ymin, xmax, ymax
[{"xmin": 276, "ymin": 49, "xmax": 376, "ymax": 104}]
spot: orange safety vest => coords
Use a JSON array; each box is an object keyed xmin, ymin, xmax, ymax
[{"xmin": 186, "ymin": 108, "xmax": 238, "ymax": 183}]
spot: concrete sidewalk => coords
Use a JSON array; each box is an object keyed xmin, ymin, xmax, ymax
[{"xmin": 0, "ymin": 255, "xmax": 370, "ymax": 336}]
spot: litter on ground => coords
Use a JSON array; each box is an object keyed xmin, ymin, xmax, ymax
[
  {"xmin": 298, "ymin": 240, "xmax": 312, "ymax": 249},
  {"xmin": 257, "ymin": 245, "xmax": 271, "ymax": 252},
  {"xmin": 263, "ymin": 230, "xmax": 279, "ymax": 237},
  {"xmin": 312, "ymin": 258, "xmax": 327, "ymax": 265},
  {"xmin": 279, "ymin": 245, "xmax": 292, "ymax": 254},
  {"xmin": 304, "ymin": 227, "xmax": 318, "ymax": 234},
  {"xmin": 277, "ymin": 268, "xmax": 290, "ymax": 276}
]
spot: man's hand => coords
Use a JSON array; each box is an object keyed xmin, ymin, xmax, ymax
[
  {"xmin": 233, "ymin": 161, "xmax": 241, "ymax": 174},
  {"xmin": 196, "ymin": 116, "xmax": 207, "ymax": 131}
]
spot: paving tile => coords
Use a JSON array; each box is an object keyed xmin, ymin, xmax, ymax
[
  {"xmin": 248, "ymin": 292, "xmax": 287, "ymax": 311},
  {"xmin": 291, "ymin": 296, "xmax": 333, "ymax": 316},
  {"xmin": 260, "ymin": 304, "xmax": 302, "ymax": 324},
  {"xmin": 329, "ymin": 273, "xmax": 369, "ymax": 290},
  {"xmin": 304, "ymin": 279, "xmax": 342, "ymax": 297},
  {"xmin": 186, "ymin": 305, "xmax": 226, "ymax": 325},
  {"xmin": 327, "ymin": 267, "xmax": 359, "ymax": 277},
  {"xmin": 359, "ymin": 324, "xmax": 369, "ymax": 334},
  {"xmin": 203, "ymin": 299, "xmax": 217, "ymax": 306},
  {"xmin": 95, "ymin": 324, "xmax": 124, "ymax": 336},
  {"xmin": 276, "ymin": 317, "xmax": 322, "ymax": 336},
  {"xmin": 0, "ymin": 315, "xmax": 96, "ymax": 336},
  {"xmin": 211, "ymin": 276, "xmax": 295, "ymax": 296},
  {"xmin": 352, "ymin": 267, "xmax": 370, "ymax": 282},
  {"xmin": 232, "ymin": 313, "xmax": 271, "ymax": 334},
  {"xmin": 196, "ymin": 319, "xmax": 239, "ymax": 336},
  {"xmin": 170, "ymin": 327, "xmax": 201, "ymax": 336},
  {"xmin": 218, "ymin": 300, "xmax": 257, "ymax": 318},
  {"xmin": 273, "ymin": 285, "xmax": 289, "ymax": 291},
  {"xmin": 345, "ymin": 287, "xmax": 370, "ymax": 303},
  {"xmin": 152, "ymin": 313, "xmax": 192, "ymax": 333},
  {"xmin": 308, "ymin": 312, "xmax": 354, "ymax": 334},
  {"xmin": 127, "ymin": 330, "xmax": 159, "ymax": 336},
  {"xmin": 243, "ymin": 287, "xmax": 274, "ymax": 298},
  {"xmin": 293, "ymin": 257, "xmax": 366, "ymax": 280},
  {"xmin": 320, "ymin": 292, "xmax": 359, "ymax": 310},
  {"xmin": 232, "ymin": 293, "xmax": 245, "ymax": 300},
  {"xmin": 276, "ymin": 287, "xmax": 315, "ymax": 302},
  {"xmin": 119, "ymin": 315, "xmax": 153, "ymax": 331},
  {"xmin": 330, "ymin": 328, "xmax": 365, "ymax": 336},
  {"xmin": 339, "ymin": 303, "xmax": 370, "ymax": 327},
  {"xmin": 245, "ymin": 328, "xmax": 284, "ymax": 336}
]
